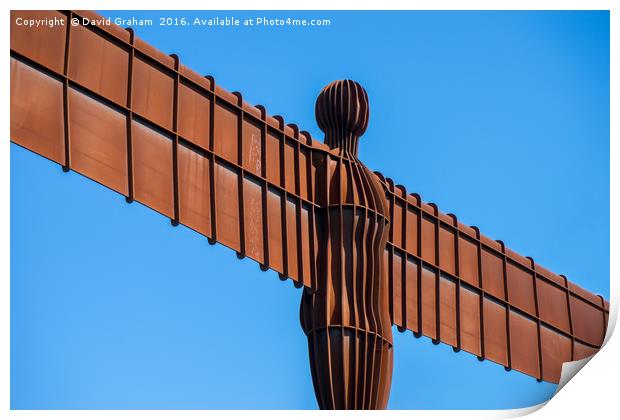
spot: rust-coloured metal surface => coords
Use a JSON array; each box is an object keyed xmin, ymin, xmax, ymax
[
  {"xmin": 299, "ymin": 81, "xmax": 393, "ymax": 408},
  {"xmin": 10, "ymin": 9, "xmax": 609, "ymax": 408},
  {"xmin": 68, "ymin": 88, "xmax": 128, "ymax": 195},
  {"xmin": 10, "ymin": 58, "xmax": 65, "ymax": 165},
  {"xmin": 383, "ymin": 182, "xmax": 609, "ymax": 383}
]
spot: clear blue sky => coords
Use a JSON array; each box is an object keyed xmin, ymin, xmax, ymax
[{"xmin": 11, "ymin": 10, "xmax": 609, "ymax": 409}]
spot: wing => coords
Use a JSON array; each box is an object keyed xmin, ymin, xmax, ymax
[
  {"xmin": 10, "ymin": 9, "xmax": 331, "ymax": 291},
  {"xmin": 380, "ymin": 176, "xmax": 609, "ymax": 383}
]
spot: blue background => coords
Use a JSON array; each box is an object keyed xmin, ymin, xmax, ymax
[{"xmin": 11, "ymin": 10, "xmax": 609, "ymax": 409}]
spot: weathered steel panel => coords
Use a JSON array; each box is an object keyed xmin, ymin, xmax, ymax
[
  {"xmin": 131, "ymin": 121, "xmax": 174, "ymax": 217},
  {"xmin": 421, "ymin": 265, "xmax": 437, "ymax": 340},
  {"xmin": 405, "ymin": 257, "xmax": 419, "ymax": 332},
  {"xmin": 459, "ymin": 286, "xmax": 481, "ymax": 356},
  {"xmin": 510, "ymin": 310, "xmax": 541, "ymax": 379},
  {"xmin": 507, "ymin": 261, "xmax": 537, "ymax": 315},
  {"xmin": 10, "ymin": 58, "xmax": 65, "ymax": 165},
  {"xmin": 178, "ymin": 83, "xmax": 211, "ymax": 151},
  {"xmin": 482, "ymin": 248, "xmax": 505, "ymax": 299},
  {"xmin": 439, "ymin": 275, "xmax": 457, "ymax": 347},
  {"xmin": 68, "ymin": 23, "xmax": 129, "ymax": 106},
  {"xmin": 439, "ymin": 226, "xmax": 456, "ymax": 276},
  {"xmin": 68, "ymin": 88, "xmax": 128, "ymax": 195},
  {"xmin": 540, "ymin": 325, "xmax": 572, "ymax": 383},
  {"xmin": 570, "ymin": 295, "xmax": 606, "ymax": 346},
  {"xmin": 132, "ymin": 58, "xmax": 174, "ymax": 130},
  {"xmin": 458, "ymin": 235, "xmax": 479, "ymax": 287},
  {"xmin": 178, "ymin": 144, "xmax": 212, "ymax": 237},
  {"xmin": 214, "ymin": 161, "xmax": 241, "ymax": 252},
  {"xmin": 391, "ymin": 251, "xmax": 403, "ymax": 327},
  {"xmin": 242, "ymin": 175, "xmax": 265, "ymax": 264},
  {"xmin": 536, "ymin": 277, "xmax": 571, "ymax": 333},
  {"xmin": 10, "ymin": 10, "xmax": 67, "ymax": 74},
  {"xmin": 213, "ymin": 102, "xmax": 238, "ymax": 164},
  {"xmin": 265, "ymin": 129, "xmax": 282, "ymax": 187},
  {"xmin": 483, "ymin": 297, "xmax": 509, "ymax": 366},
  {"xmin": 241, "ymin": 118, "xmax": 262, "ymax": 176}
]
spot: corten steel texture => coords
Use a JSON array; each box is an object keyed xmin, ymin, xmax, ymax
[
  {"xmin": 10, "ymin": 9, "xmax": 610, "ymax": 407},
  {"xmin": 299, "ymin": 81, "xmax": 393, "ymax": 409}
]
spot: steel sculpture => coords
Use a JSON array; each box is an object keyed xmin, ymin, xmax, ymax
[
  {"xmin": 10, "ymin": 10, "xmax": 609, "ymax": 410},
  {"xmin": 300, "ymin": 81, "xmax": 393, "ymax": 408}
]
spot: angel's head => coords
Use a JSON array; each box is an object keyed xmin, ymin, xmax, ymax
[{"xmin": 315, "ymin": 80, "xmax": 369, "ymax": 155}]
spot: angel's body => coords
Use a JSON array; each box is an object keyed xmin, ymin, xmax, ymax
[{"xmin": 300, "ymin": 80, "xmax": 394, "ymax": 409}]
